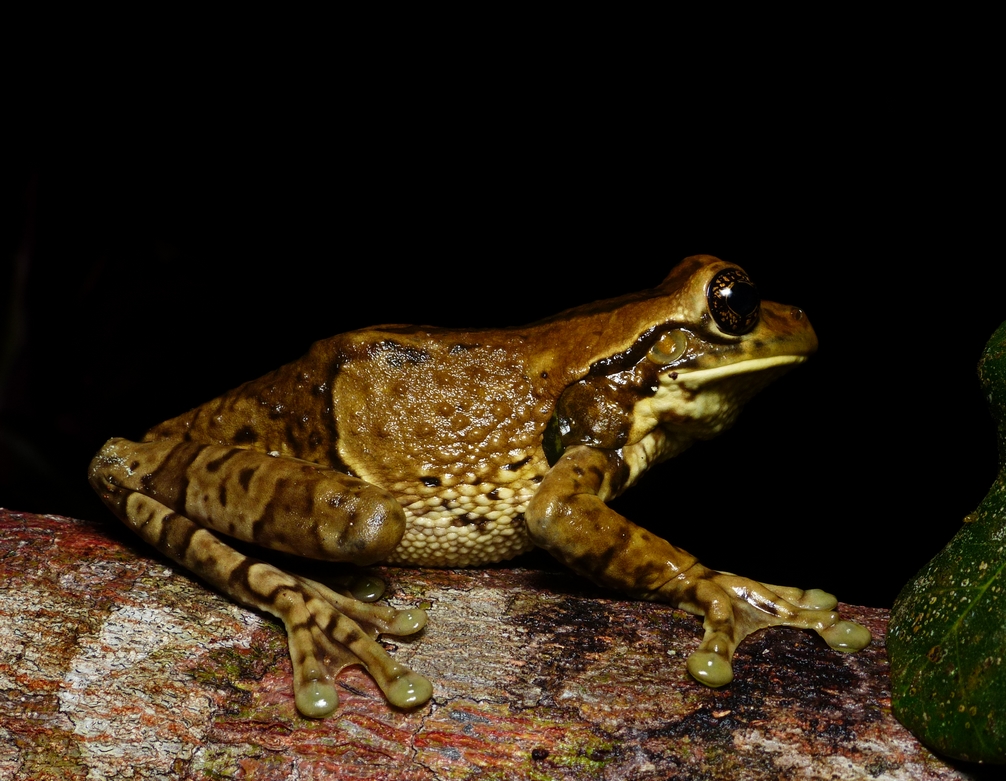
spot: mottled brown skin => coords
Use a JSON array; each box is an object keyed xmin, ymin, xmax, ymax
[{"xmin": 89, "ymin": 255, "xmax": 870, "ymax": 718}]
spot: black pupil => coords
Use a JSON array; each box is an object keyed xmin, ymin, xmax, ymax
[{"xmin": 725, "ymin": 281, "xmax": 758, "ymax": 318}]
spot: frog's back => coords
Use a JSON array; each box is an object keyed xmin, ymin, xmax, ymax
[
  {"xmin": 143, "ymin": 326, "xmax": 558, "ymax": 566},
  {"xmin": 330, "ymin": 326, "xmax": 559, "ymax": 565}
]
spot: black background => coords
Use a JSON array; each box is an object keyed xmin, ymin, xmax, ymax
[{"xmin": 3, "ymin": 87, "xmax": 999, "ymax": 611}]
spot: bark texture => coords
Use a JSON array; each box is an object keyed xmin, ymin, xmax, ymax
[{"xmin": 0, "ymin": 510, "xmax": 990, "ymax": 780}]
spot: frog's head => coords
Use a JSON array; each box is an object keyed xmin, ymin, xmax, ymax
[
  {"xmin": 633, "ymin": 255, "xmax": 818, "ymax": 441},
  {"xmin": 545, "ymin": 255, "xmax": 817, "ymax": 460}
]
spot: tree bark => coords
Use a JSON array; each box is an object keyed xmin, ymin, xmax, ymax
[{"xmin": 0, "ymin": 510, "xmax": 990, "ymax": 780}]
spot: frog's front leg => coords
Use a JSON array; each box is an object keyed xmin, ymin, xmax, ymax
[
  {"xmin": 89, "ymin": 438, "xmax": 432, "ymax": 717},
  {"xmin": 525, "ymin": 445, "xmax": 871, "ymax": 687}
]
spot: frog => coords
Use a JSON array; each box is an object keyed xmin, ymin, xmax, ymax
[{"xmin": 88, "ymin": 254, "xmax": 871, "ymax": 719}]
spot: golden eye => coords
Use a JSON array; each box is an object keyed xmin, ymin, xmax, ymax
[
  {"xmin": 708, "ymin": 268, "xmax": 760, "ymax": 335},
  {"xmin": 647, "ymin": 330, "xmax": 688, "ymax": 365}
]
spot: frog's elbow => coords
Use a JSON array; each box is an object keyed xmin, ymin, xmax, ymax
[{"xmin": 524, "ymin": 491, "xmax": 574, "ymax": 547}]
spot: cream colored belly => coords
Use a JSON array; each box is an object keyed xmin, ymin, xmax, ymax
[{"xmin": 382, "ymin": 480, "xmax": 538, "ymax": 567}]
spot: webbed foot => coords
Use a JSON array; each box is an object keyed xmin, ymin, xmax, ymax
[
  {"xmin": 672, "ymin": 567, "xmax": 871, "ymax": 687},
  {"xmin": 264, "ymin": 571, "xmax": 433, "ymax": 717}
]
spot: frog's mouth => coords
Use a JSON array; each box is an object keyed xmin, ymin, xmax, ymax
[
  {"xmin": 665, "ymin": 354, "xmax": 808, "ymax": 390},
  {"xmin": 641, "ymin": 354, "xmax": 808, "ymax": 436}
]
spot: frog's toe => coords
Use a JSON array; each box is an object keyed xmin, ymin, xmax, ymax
[
  {"xmin": 389, "ymin": 607, "xmax": 427, "ymax": 635},
  {"xmin": 382, "ymin": 665, "xmax": 435, "ymax": 708},
  {"xmin": 761, "ymin": 584, "xmax": 838, "ymax": 611},
  {"xmin": 753, "ymin": 586, "xmax": 871, "ymax": 650},
  {"xmin": 686, "ymin": 649, "xmax": 733, "ymax": 687},
  {"xmin": 821, "ymin": 618, "xmax": 872, "ymax": 652},
  {"xmin": 344, "ymin": 574, "xmax": 386, "ymax": 602},
  {"xmin": 295, "ymin": 678, "xmax": 340, "ymax": 719}
]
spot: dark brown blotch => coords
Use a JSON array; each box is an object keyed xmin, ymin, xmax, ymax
[
  {"xmin": 340, "ymin": 624, "xmax": 367, "ymax": 648},
  {"xmin": 569, "ymin": 542, "xmax": 620, "ymax": 578},
  {"xmin": 283, "ymin": 422, "xmax": 300, "ymax": 455},
  {"xmin": 159, "ymin": 512, "xmax": 198, "ymax": 561},
  {"xmin": 587, "ymin": 324, "xmax": 663, "ymax": 376},
  {"xmin": 233, "ymin": 426, "xmax": 259, "ymax": 445},
  {"xmin": 287, "ymin": 619, "xmax": 313, "ymax": 635},
  {"xmin": 260, "ymin": 576, "xmax": 294, "ymax": 604},
  {"xmin": 206, "ymin": 448, "xmax": 242, "ymax": 472},
  {"xmin": 759, "ymin": 600, "xmax": 785, "ymax": 617},
  {"xmin": 382, "ymin": 340, "xmax": 431, "ymax": 368},
  {"xmin": 324, "ymin": 444, "xmax": 345, "ymax": 472},
  {"xmin": 238, "ymin": 467, "xmax": 256, "ymax": 491},
  {"xmin": 503, "ymin": 456, "xmax": 531, "ymax": 471}
]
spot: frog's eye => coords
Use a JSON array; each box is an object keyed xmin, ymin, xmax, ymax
[
  {"xmin": 707, "ymin": 268, "xmax": 760, "ymax": 335},
  {"xmin": 647, "ymin": 330, "xmax": 688, "ymax": 365}
]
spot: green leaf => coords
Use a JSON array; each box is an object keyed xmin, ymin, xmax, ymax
[{"xmin": 888, "ymin": 320, "xmax": 1006, "ymax": 764}]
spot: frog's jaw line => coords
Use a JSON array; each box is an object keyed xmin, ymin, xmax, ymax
[
  {"xmin": 632, "ymin": 353, "xmax": 807, "ymax": 441},
  {"xmin": 667, "ymin": 354, "xmax": 807, "ymax": 390}
]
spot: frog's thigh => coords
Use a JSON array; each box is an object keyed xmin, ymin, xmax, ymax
[
  {"xmin": 89, "ymin": 440, "xmax": 431, "ymax": 716},
  {"xmin": 526, "ymin": 446, "xmax": 870, "ymax": 687},
  {"xmin": 93, "ymin": 437, "xmax": 405, "ymax": 564},
  {"xmin": 102, "ymin": 490, "xmax": 431, "ymax": 717}
]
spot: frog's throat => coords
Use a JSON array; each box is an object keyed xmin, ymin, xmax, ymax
[
  {"xmin": 666, "ymin": 354, "xmax": 807, "ymax": 390},
  {"xmin": 628, "ymin": 353, "xmax": 808, "ymax": 443}
]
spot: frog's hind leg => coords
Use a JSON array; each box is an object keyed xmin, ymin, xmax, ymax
[
  {"xmin": 89, "ymin": 440, "xmax": 432, "ymax": 718},
  {"xmin": 117, "ymin": 491, "xmax": 430, "ymax": 716}
]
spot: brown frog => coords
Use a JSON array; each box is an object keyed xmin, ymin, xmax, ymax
[{"xmin": 89, "ymin": 255, "xmax": 870, "ymax": 718}]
